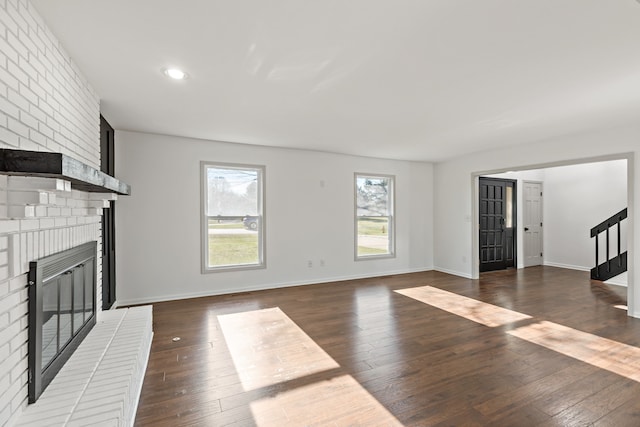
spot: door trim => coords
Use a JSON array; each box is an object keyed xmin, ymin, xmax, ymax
[
  {"xmin": 100, "ymin": 115, "xmax": 116, "ymax": 310},
  {"xmin": 478, "ymin": 177, "xmax": 517, "ymax": 272},
  {"xmin": 523, "ymin": 180, "xmax": 543, "ymax": 268},
  {"xmin": 468, "ymin": 152, "xmax": 634, "ymax": 318}
]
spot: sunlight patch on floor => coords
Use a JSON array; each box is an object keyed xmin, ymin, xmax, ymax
[
  {"xmin": 396, "ymin": 285, "xmax": 640, "ymax": 382},
  {"xmin": 250, "ymin": 374, "xmax": 402, "ymax": 426},
  {"xmin": 508, "ymin": 320, "xmax": 640, "ymax": 382},
  {"xmin": 219, "ymin": 307, "xmax": 401, "ymax": 425},
  {"xmin": 395, "ymin": 285, "xmax": 531, "ymax": 327},
  {"xmin": 218, "ymin": 307, "xmax": 339, "ymax": 391}
]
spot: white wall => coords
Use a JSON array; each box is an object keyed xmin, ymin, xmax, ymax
[
  {"xmin": 433, "ymin": 123, "xmax": 639, "ymax": 317},
  {"xmin": 0, "ymin": 1, "xmax": 104, "ymax": 425},
  {"xmin": 115, "ymin": 131, "xmax": 434, "ymax": 305},
  {"xmin": 543, "ymin": 160, "xmax": 627, "ymax": 272}
]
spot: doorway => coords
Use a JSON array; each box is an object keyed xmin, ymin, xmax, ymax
[
  {"xmin": 470, "ymin": 156, "xmax": 633, "ymax": 316},
  {"xmin": 523, "ymin": 181, "xmax": 543, "ymax": 267},
  {"xmin": 479, "ymin": 177, "xmax": 516, "ymax": 272}
]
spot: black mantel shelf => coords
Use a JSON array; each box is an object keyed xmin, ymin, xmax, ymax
[{"xmin": 0, "ymin": 149, "xmax": 131, "ymax": 195}]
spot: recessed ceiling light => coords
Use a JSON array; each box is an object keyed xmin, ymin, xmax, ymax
[{"xmin": 162, "ymin": 68, "xmax": 188, "ymax": 80}]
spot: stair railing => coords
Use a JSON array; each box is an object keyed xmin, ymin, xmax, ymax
[{"xmin": 590, "ymin": 208, "xmax": 627, "ymax": 280}]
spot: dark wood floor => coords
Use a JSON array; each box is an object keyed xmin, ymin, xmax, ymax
[{"xmin": 134, "ymin": 267, "xmax": 640, "ymax": 426}]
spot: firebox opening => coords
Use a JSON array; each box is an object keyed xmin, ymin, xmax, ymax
[{"xmin": 28, "ymin": 241, "xmax": 97, "ymax": 403}]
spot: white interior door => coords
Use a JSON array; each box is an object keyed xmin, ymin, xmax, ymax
[{"xmin": 523, "ymin": 181, "xmax": 543, "ymax": 267}]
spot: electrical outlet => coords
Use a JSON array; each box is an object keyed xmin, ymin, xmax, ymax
[
  {"xmin": 320, "ymin": 259, "xmax": 325, "ymax": 267},
  {"xmin": 307, "ymin": 260, "xmax": 313, "ymax": 268}
]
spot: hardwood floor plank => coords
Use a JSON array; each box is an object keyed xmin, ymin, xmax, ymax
[
  {"xmin": 488, "ymin": 403, "xmax": 552, "ymax": 426},
  {"xmin": 473, "ymin": 362, "xmax": 595, "ymax": 417},
  {"xmin": 134, "ymin": 267, "xmax": 640, "ymax": 426},
  {"xmin": 548, "ymin": 379, "xmax": 640, "ymax": 426},
  {"xmin": 532, "ymin": 369, "xmax": 621, "ymax": 417},
  {"xmin": 594, "ymin": 394, "xmax": 640, "ymax": 427}
]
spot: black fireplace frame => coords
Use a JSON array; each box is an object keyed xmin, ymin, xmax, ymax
[{"xmin": 28, "ymin": 241, "xmax": 97, "ymax": 403}]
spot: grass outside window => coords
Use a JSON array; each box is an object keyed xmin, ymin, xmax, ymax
[
  {"xmin": 355, "ymin": 174, "xmax": 395, "ymax": 259},
  {"xmin": 208, "ymin": 220, "xmax": 259, "ymax": 266},
  {"xmin": 202, "ymin": 162, "xmax": 265, "ymax": 272}
]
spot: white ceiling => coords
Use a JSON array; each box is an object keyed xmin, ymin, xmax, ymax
[{"xmin": 31, "ymin": 0, "xmax": 640, "ymax": 162}]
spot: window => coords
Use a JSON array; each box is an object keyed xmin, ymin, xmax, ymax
[
  {"xmin": 355, "ymin": 174, "xmax": 395, "ymax": 259},
  {"xmin": 202, "ymin": 162, "xmax": 265, "ymax": 272}
]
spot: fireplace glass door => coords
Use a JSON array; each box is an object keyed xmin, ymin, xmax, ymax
[
  {"xmin": 40, "ymin": 261, "xmax": 94, "ymax": 372},
  {"xmin": 28, "ymin": 241, "xmax": 97, "ymax": 403}
]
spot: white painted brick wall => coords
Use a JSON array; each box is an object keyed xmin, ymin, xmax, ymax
[
  {"xmin": 0, "ymin": 179, "xmax": 108, "ymax": 427},
  {"xmin": 15, "ymin": 307, "xmax": 153, "ymax": 427},
  {"xmin": 0, "ymin": 1, "xmax": 100, "ymax": 167},
  {"xmin": 0, "ymin": 1, "xmax": 107, "ymax": 426}
]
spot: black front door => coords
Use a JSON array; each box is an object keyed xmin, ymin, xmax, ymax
[
  {"xmin": 100, "ymin": 115, "xmax": 116, "ymax": 309},
  {"xmin": 479, "ymin": 177, "xmax": 516, "ymax": 272}
]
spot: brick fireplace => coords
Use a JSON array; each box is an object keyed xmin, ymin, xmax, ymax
[{"xmin": 0, "ymin": 0, "xmax": 128, "ymax": 424}]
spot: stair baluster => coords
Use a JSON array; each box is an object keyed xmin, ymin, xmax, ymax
[{"xmin": 590, "ymin": 208, "xmax": 627, "ymax": 281}]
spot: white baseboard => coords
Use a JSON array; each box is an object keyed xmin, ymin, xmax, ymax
[
  {"xmin": 604, "ymin": 278, "xmax": 628, "ymax": 287},
  {"xmin": 433, "ymin": 266, "xmax": 473, "ymax": 279},
  {"xmin": 117, "ymin": 266, "xmax": 435, "ymax": 306},
  {"xmin": 604, "ymin": 271, "xmax": 628, "ymax": 287},
  {"xmin": 543, "ymin": 262, "xmax": 628, "ymax": 287},
  {"xmin": 543, "ymin": 261, "xmax": 590, "ymax": 272}
]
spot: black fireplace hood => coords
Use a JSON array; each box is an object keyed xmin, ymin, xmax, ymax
[{"xmin": 0, "ymin": 149, "xmax": 130, "ymax": 195}]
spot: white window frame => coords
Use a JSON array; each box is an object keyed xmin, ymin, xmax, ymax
[
  {"xmin": 354, "ymin": 173, "xmax": 396, "ymax": 260},
  {"xmin": 201, "ymin": 161, "xmax": 266, "ymax": 273}
]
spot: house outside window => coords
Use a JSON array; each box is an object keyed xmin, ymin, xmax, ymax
[
  {"xmin": 201, "ymin": 162, "xmax": 265, "ymax": 272},
  {"xmin": 355, "ymin": 173, "xmax": 395, "ymax": 259}
]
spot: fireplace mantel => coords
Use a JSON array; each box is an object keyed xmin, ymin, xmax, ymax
[{"xmin": 0, "ymin": 149, "xmax": 131, "ymax": 195}]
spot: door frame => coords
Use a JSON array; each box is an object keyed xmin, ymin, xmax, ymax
[
  {"xmin": 522, "ymin": 180, "xmax": 543, "ymax": 268},
  {"xmin": 478, "ymin": 177, "xmax": 517, "ymax": 272},
  {"xmin": 100, "ymin": 115, "xmax": 116, "ymax": 310},
  {"xmin": 469, "ymin": 153, "xmax": 634, "ymax": 318}
]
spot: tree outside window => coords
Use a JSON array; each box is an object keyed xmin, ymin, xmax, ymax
[
  {"xmin": 202, "ymin": 163, "xmax": 265, "ymax": 272},
  {"xmin": 355, "ymin": 174, "xmax": 395, "ymax": 259}
]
